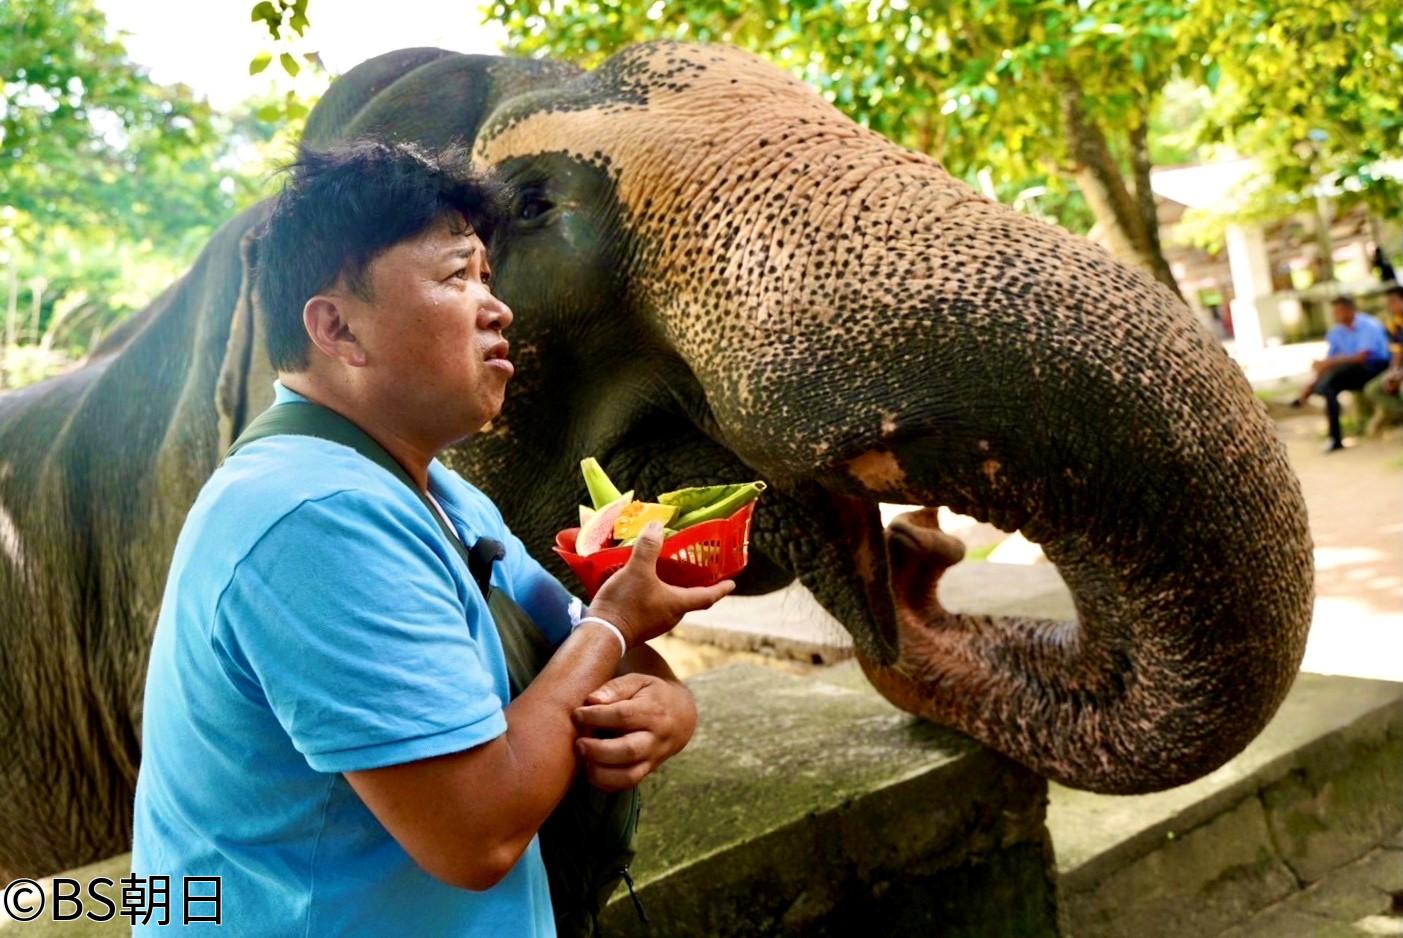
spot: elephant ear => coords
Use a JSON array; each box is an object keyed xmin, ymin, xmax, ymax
[{"xmin": 215, "ymin": 223, "xmax": 276, "ymax": 452}]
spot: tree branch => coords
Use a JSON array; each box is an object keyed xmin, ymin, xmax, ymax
[{"xmin": 1059, "ymin": 76, "xmax": 1183, "ymax": 300}]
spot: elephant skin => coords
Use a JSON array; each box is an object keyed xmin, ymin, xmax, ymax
[{"xmin": 0, "ymin": 42, "xmax": 1312, "ymax": 880}]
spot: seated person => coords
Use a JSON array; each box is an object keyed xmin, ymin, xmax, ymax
[
  {"xmin": 1293, "ymin": 294, "xmax": 1391, "ymax": 452},
  {"xmin": 1363, "ymin": 284, "xmax": 1403, "ymax": 435}
]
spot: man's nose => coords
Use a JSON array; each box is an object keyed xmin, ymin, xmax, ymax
[{"xmin": 482, "ymin": 295, "xmax": 513, "ymax": 332}]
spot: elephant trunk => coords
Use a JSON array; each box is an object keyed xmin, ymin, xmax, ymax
[{"xmin": 688, "ymin": 147, "xmax": 1312, "ymax": 794}]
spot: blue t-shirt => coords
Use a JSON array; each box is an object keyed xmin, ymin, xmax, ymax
[
  {"xmin": 131, "ymin": 383, "xmax": 579, "ymax": 936},
  {"xmin": 1325, "ymin": 311, "xmax": 1391, "ymax": 365}
]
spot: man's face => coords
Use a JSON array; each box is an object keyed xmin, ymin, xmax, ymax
[
  {"xmin": 1387, "ymin": 294, "xmax": 1403, "ymax": 320},
  {"xmin": 340, "ymin": 214, "xmax": 514, "ymax": 443},
  {"xmin": 1332, "ymin": 302, "xmax": 1355, "ymax": 326}
]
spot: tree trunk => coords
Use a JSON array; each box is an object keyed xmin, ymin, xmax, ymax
[
  {"xmin": 1060, "ymin": 78, "xmax": 1184, "ymax": 301},
  {"xmin": 1128, "ymin": 118, "xmax": 1183, "ymax": 299},
  {"xmin": 1312, "ymin": 194, "xmax": 1336, "ymax": 284}
]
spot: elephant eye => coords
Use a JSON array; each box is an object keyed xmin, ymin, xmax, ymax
[{"xmin": 518, "ymin": 192, "xmax": 553, "ymax": 223}]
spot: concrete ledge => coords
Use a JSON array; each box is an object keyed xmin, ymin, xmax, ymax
[
  {"xmin": 0, "ymin": 855, "xmax": 131, "ymax": 935},
  {"xmin": 1221, "ymin": 834, "xmax": 1403, "ymax": 937},
  {"xmin": 602, "ymin": 665, "xmax": 1059, "ymax": 936},
  {"xmin": 1052, "ymin": 673, "xmax": 1403, "ymax": 938}
]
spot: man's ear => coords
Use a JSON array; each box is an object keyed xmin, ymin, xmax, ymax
[{"xmin": 303, "ymin": 293, "xmax": 368, "ymax": 367}]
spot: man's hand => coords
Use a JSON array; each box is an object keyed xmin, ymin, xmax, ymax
[
  {"xmin": 572, "ymin": 673, "xmax": 698, "ymax": 791},
  {"xmin": 587, "ymin": 522, "xmax": 735, "ymax": 648}
]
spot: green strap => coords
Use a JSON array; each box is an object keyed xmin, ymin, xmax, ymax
[
  {"xmin": 227, "ymin": 401, "xmax": 451, "ymax": 554},
  {"xmin": 225, "ymin": 400, "xmax": 551, "ymax": 696}
]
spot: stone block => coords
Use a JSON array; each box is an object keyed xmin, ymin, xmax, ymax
[
  {"xmin": 1061, "ymin": 795, "xmax": 1298, "ymax": 938},
  {"xmin": 600, "ymin": 665, "xmax": 1057, "ymax": 936},
  {"xmin": 1262, "ymin": 708, "xmax": 1403, "ymax": 884},
  {"xmin": 1054, "ymin": 673, "xmax": 1403, "ymax": 937},
  {"xmin": 1292, "ymin": 843, "xmax": 1403, "ymax": 922}
]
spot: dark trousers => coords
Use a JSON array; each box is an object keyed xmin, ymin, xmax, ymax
[{"xmin": 1315, "ymin": 361, "xmax": 1388, "ymax": 443}]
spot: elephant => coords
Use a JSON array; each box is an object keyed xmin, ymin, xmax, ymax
[{"xmin": 0, "ymin": 41, "xmax": 1313, "ymax": 881}]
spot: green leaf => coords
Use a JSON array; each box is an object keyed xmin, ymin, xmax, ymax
[
  {"xmin": 248, "ymin": 52, "xmax": 272, "ymax": 76},
  {"xmin": 255, "ymin": 103, "xmax": 282, "ymax": 122},
  {"xmin": 1204, "ymin": 61, "xmax": 1221, "ymax": 90},
  {"xmin": 250, "ymin": 1, "xmax": 281, "ymax": 38},
  {"xmin": 279, "ymin": 52, "xmax": 300, "ymax": 77}
]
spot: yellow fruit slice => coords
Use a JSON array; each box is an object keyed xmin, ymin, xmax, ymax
[{"xmin": 612, "ymin": 501, "xmax": 678, "ymax": 540}]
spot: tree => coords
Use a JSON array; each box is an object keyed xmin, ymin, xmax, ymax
[
  {"xmin": 1180, "ymin": 0, "xmax": 1403, "ymax": 224},
  {"xmin": 1, "ymin": 0, "xmax": 233, "ymax": 252},
  {"xmin": 1, "ymin": 0, "xmax": 315, "ymax": 383},
  {"xmin": 486, "ymin": 0, "xmax": 1190, "ymax": 297}
]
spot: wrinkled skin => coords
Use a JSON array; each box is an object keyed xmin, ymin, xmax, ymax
[{"xmin": 0, "ymin": 43, "xmax": 1312, "ymax": 879}]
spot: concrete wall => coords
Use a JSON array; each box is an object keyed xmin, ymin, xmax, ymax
[{"xmin": 600, "ymin": 665, "xmax": 1059, "ymax": 936}]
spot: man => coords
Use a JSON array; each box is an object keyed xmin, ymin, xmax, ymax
[
  {"xmin": 1293, "ymin": 294, "xmax": 1392, "ymax": 452},
  {"xmin": 131, "ymin": 141, "xmax": 733, "ymax": 935},
  {"xmin": 1363, "ymin": 285, "xmax": 1403, "ymax": 435}
]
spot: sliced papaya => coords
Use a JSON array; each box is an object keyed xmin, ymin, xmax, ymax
[{"xmin": 613, "ymin": 501, "xmax": 678, "ymax": 540}]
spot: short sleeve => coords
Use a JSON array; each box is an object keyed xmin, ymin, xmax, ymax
[
  {"xmin": 211, "ymin": 490, "xmax": 507, "ymax": 773},
  {"xmin": 496, "ymin": 528, "xmax": 583, "ymax": 649}
]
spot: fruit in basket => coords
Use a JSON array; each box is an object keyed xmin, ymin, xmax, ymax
[
  {"xmin": 613, "ymin": 501, "xmax": 678, "ymax": 540},
  {"xmin": 580, "ymin": 457, "xmax": 623, "ymax": 510},
  {"xmin": 559, "ymin": 458, "xmax": 763, "ymax": 595},
  {"xmin": 568, "ymin": 458, "xmax": 765, "ymax": 559},
  {"xmin": 657, "ymin": 484, "xmax": 735, "ymax": 513},
  {"xmin": 671, "ymin": 482, "xmax": 766, "ymax": 529},
  {"xmin": 575, "ymin": 490, "xmax": 635, "ymax": 556}
]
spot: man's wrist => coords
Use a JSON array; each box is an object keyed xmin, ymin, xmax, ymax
[
  {"xmin": 583, "ymin": 604, "xmax": 638, "ymax": 647},
  {"xmin": 575, "ymin": 615, "xmax": 629, "ymax": 656}
]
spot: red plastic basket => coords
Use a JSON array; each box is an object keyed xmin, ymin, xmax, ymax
[{"xmin": 554, "ymin": 501, "xmax": 756, "ymax": 598}]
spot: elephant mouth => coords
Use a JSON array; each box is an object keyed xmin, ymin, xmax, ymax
[
  {"xmin": 875, "ymin": 504, "xmax": 970, "ymax": 663},
  {"xmin": 794, "ymin": 476, "xmax": 968, "ymax": 667}
]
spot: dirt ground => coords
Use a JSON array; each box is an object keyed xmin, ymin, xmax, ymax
[{"xmin": 1274, "ymin": 407, "xmax": 1403, "ymax": 682}]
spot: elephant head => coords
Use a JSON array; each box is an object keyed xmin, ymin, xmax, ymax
[{"xmin": 301, "ymin": 41, "xmax": 1312, "ymax": 794}]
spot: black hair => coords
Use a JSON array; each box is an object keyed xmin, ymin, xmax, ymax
[
  {"xmin": 1385, "ymin": 284, "xmax": 1403, "ymax": 301},
  {"xmin": 1331, "ymin": 294, "xmax": 1357, "ymax": 309},
  {"xmin": 254, "ymin": 140, "xmax": 511, "ymax": 372}
]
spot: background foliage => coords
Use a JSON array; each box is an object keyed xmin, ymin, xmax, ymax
[
  {"xmin": 0, "ymin": 0, "xmax": 312, "ymax": 384},
  {"xmin": 3, "ymin": 0, "xmax": 1399, "ymax": 386}
]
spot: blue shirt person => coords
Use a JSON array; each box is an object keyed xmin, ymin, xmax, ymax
[
  {"xmin": 1297, "ymin": 296, "xmax": 1393, "ymax": 451},
  {"xmin": 132, "ymin": 383, "xmax": 573, "ymax": 935},
  {"xmin": 1325, "ymin": 309, "xmax": 1391, "ymax": 365},
  {"xmin": 130, "ymin": 142, "xmax": 731, "ymax": 935}
]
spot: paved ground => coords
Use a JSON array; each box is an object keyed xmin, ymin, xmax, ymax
[{"xmin": 1278, "ymin": 408, "xmax": 1403, "ymax": 683}]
